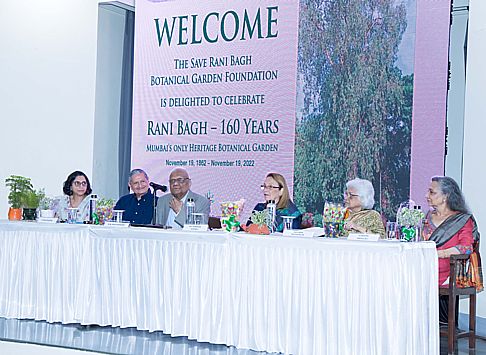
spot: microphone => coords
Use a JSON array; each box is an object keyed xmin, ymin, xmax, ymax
[{"xmin": 149, "ymin": 182, "xmax": 167, "ymax": 192}]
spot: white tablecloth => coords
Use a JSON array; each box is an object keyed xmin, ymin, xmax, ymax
[{"xmin": 0, "ymin": 221, "xmax": 439, "ymax": 354}]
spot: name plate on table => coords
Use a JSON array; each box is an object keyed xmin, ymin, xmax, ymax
[
  {"xmin": 37, "ymin": 217, "xmax": 58, "ymax": 224},
  {"xmin": 283, "ymin": 227, "xmax": 325, "ymax": 238},
  {"xmin": 348, "ymin": 233, "xmax": 380, "ymax": 241},
  {"xmin": 183, "ymin": 224, "xmax": 209, "ymax": 232},
  {"xmin": 104, "ymin": 221, "xmax": 130, "ymax": 228}
]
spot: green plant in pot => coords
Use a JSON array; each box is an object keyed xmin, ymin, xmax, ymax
[
  {"xmin": 243, "ymin": 209, "xmax": 270, "ymax": 235},
  {"xmin": 39, "ymin": 194, "xmax": 55, "ymax": 218},
  {"xmin": 5, "ymin": 175, "xmax": 33, "ymax": 220},
  {"xmin": 21, "ymin": 189, "xmax": 44, "ymax": 221}
]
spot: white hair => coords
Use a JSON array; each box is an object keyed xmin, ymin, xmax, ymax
[
  {"xmin": 129, "ymin": 168, "xmax": 148, "ymax": 183},
  {"xmin": 346, "ymin": 178, "xmax": 375, "ymax": 209}
]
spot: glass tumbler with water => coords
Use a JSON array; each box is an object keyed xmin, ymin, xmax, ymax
[
  {"xmin": 67, "ymin": 208, "xmax": 78, "ymax": 224},
  {"xmin": 192, "ymin": 213, "xmax": 207, "ymax": 225},
  {"xmin": 386, "ymin": 221, "xmax": 398, "ymax": 239},
  {"xmin": 112, "ymin": 210, "xmax": 124, "ymax": 223},
  {"xmin": 282, "ymin": 216, "xmax": 295, "ymax": 231}
]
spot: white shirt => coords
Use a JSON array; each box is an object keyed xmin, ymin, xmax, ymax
[
  {"xmin": 166, "ymin": 193, "xmax": 188, "ymax": 229},
  {"xmin": 54, "ymin": 195, "xmax": 90, "ymax": 222}
]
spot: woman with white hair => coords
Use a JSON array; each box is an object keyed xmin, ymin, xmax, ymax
[{"xmin": 343, "ymin": 178, "xmax": 385, "ymax": 238}]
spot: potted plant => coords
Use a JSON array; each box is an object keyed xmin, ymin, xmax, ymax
[
  {"xmin": 243, "ymin": 210, "xmax": 270, "ymax": 235},
  {"xmin": 5, "ymin": 175, "xmax": 33, "ymax": 220},
  {"xmin": 21, "ymin": 189, "xmax": 44, "ymax": 220},
  {"xmin": 39, "ymin": 194, "xmax": 55, "ymax": 218}
]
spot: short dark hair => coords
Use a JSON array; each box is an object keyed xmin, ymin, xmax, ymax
[
  {"xmin": 431, "ymin": 176, "xmax": 469, "ymax": 214},
  {"xmin": 63, "ymin": 171, "xmax": 92, "ymax": 196}
]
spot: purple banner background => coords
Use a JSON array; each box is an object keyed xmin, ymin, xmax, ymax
[
  {"xmin": 410, "ymin": 0, "xmax": 451, "ymax": 207},
  {"xmin": 132, "ymin": 0, "xmax": 300, "ymax": 218},
  {"xmin": 131, "ymin": 0, "xmax": 450, "ymax": 218}
]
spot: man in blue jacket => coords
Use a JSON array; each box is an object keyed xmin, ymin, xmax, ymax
[{"xmin": 114, "ymin": 168, "xmax": 156, "ymax": 224}]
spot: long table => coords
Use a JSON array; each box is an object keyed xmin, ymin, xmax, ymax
[{"xmin": 0, "ymin": 221, "xmax": 439, "ymax": 354}]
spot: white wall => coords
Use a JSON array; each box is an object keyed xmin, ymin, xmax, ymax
[
  {"xmin": 445, "ymin": 0, "xmax": 469, "ymax": 183},
  {"xmin": 462, "ymin": 0, "xmax": 486, "ymax": 317},
  {"xmin": 92, "ymin": 5, "xmax": 126, "ymax": 200},
  {"xmin": 0, "ymin": 1, "xmax": 99, "ymax": 217}
]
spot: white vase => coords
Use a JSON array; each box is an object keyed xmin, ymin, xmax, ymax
[{"xmin": 40, "ymin": 209, "xmax": 55, "ymax": 218}]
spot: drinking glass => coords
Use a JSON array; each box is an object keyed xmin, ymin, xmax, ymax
[
  {"xmin": 192, "ymin": 213, "xmax": 207, "ymax": 225},
  {"xmin": 282, "ymin": 216, "xmax": 295, "ymax": 231},
  {"xmin": 113, "ymin": 210, "xmax": 124, "ymax": 223},
  {"xmin": 67, "ymin": 208, "xmax": 78, "ymax": 224},
  {"xmin": 386, "ymin": 221, "xmax": 398, "ymax": 239}
]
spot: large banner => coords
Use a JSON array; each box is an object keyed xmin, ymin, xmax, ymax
[
  {"xmin": 132, "ymin": 0, "xmax": 300, "ymax": 216},
  {"xmin": 132, "ymin": 0, "xmax": 449, "ymax": 222}
]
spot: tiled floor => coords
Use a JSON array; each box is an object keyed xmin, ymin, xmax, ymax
[
  {"xmin": 441, "ymin": 337, "xmax": 486, "ymax": 355},
  {"xmin": 1, "ymin": 317, "xmax": 486, "ymax": 354},
  {"xmin": 440, "ymin": 329, "xmax": 486, "ymax": 355},
  {"xmin": 0, "ymin": 318, "xmax": 269, "ymax": 354}
]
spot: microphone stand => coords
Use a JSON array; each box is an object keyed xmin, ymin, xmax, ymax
[
  {"xmin": 150, "ymin": 183, "xmax": 167, "ymax": 225},
  {"xmin": 152, "ymin": 188, "xmax": 158, "ymax": 225}
]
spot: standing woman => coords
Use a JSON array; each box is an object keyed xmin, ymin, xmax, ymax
[
  {"xmin": 422, "ymin": 176, "xmax": 482, "ymax": 324},
  {"xmin": 55, "ymin": 171, "xmax": 93, "ymax": 222}
]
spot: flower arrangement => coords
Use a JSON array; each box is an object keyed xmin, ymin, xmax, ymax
[
  {"xmin": 396, "ymin": 206, "xmax": 424, "ymax": 227},
  {"xmin": 322, "ymin": 202, "xmax": 346, "ymax": 237},
  {"xmin": 300, "ymin": 212, "xmax": 323, "ymax": 228},
  {"xmin": 301, "ymin": 212, "xmax": 314, "ymax": 228},
  {"xmin": 396, "ymin": 201, "xmax": 425, "ymax": 241},
  {"xmin": 220, "ymin": 199, "xmax": 245, "ymax": 232},
  {"xmin": 221, "ymin": 200, "xmax": 244, "ymax": 218},
  {"xmin": 96, "ymin": 198, "xmax": 115, "ymax": 224},
  {"xmin": 323, "ymin": 202, "xmax": 346, "ymax": 223}
]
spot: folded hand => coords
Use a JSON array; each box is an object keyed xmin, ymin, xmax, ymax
[{"xmin": 169, "ymin": 198, "xmax": 183, "ymax": 214}]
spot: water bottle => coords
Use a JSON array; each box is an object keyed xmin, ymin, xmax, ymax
[
  {"xmin": 186, "ymin": 198, "xmax": 195, "ymax": 225},
  {"xmin": 266, "ymin": 200, "xmax": 276, "ymax": 233},
  {"xmin": 89, "ymin": 194, "xmax": 98, "ymax": 224},
  {"xmin": 414, "ymin": 205, "xmax": 423, "ymax": 242}
]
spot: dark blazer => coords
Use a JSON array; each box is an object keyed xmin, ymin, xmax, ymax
[{"xmin": 155, "ymin": 190, "xmax": 210, "ymax": 227}]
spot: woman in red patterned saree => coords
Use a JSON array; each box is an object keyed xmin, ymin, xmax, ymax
[{"xmin": 422, "ymin": 176, "xmax": 482, "ymax": 324}]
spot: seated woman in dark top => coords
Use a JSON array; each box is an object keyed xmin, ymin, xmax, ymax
[{"xmin": 247, "ymin": 172, "xmax": 301, "ymax": 232}]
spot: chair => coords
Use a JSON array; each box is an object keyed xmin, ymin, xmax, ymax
[{"xmin": 439, "ymin": 254, "xmax": 477, "ymax": 354}]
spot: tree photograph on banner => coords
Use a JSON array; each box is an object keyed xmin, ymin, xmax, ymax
[{"xmin": 295, "ymin": 0, "xmax": 415, "ymax": 220}]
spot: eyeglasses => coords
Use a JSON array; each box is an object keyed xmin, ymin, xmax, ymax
[
  {"xmin": 261, "ymin": 184, "xmax": 281, "ymax": 190},
  {"xmin": 344, "ymin": 191, "xmax": 359, "ymax": 198},
  {"xmin": 73, "ymin": 181, "xmax": 87, "ymax": 187},
  {"xmin": 169, "ymin": 177, "xmax": 190, "ymax": 185}
]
